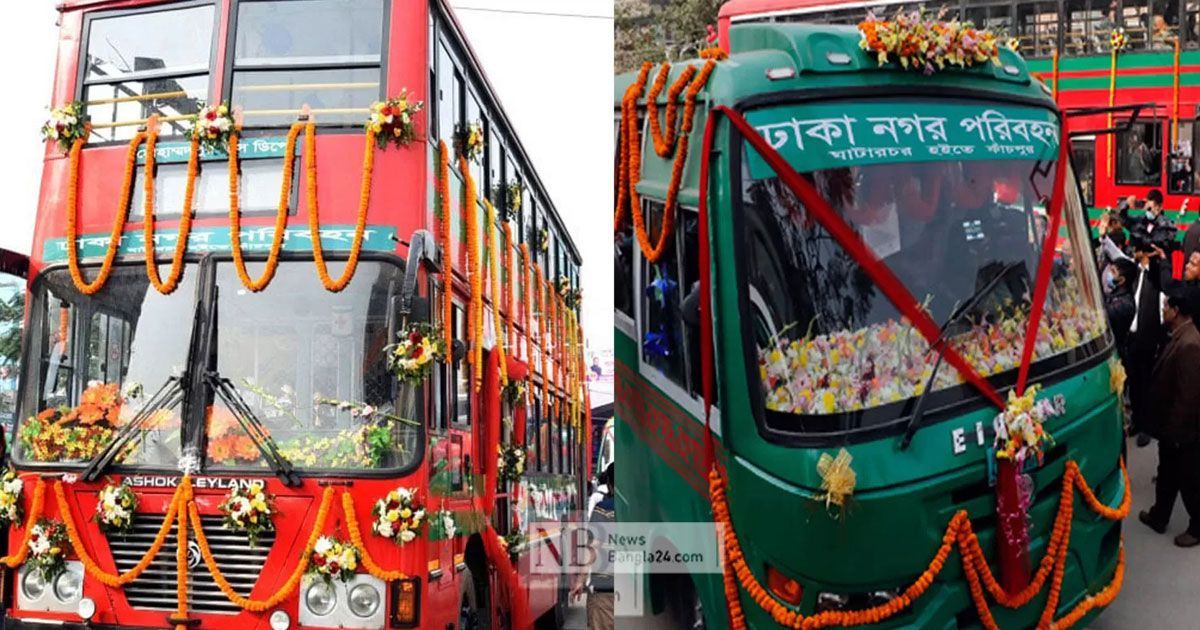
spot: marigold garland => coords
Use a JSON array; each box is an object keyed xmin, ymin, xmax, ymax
[
  {"xmin": 66, "ymin": 132, "xmax": 145, "ymax": 295},
  {"xmin": 647, "ymin": 63, "xmax": 697, "ymax": 158},
  {"xmin": 228, "ymin": 123, "xmax": 302, "ymax": 292},
  {"xmin": 174, "ymin": 479, "xmax": 190, "ymax": 630},
  {"xmin": 142, "ymin": 119, "xmax": 198, "ymax": 295},
  {"xmin": 520, "ymin": 244, "xmax": 532, "ymax": 362},
  {"xmin": 305, "ymin": 121, "xmax": 374, "ymax": 292},
  {"xmin": 437, "ymin": 141, "xmax": 455, "ymax": 357},
  {"xmin": 536, "ymin": 264, "xmax": 549, "ymax": 416},
  {"xmin": 461, "ymin": 155, "xmax": 483, "ymax": 390},
  {"xmin": 190, "ymin": 486, "xmax": 335, "ymax": 611},
  {"xmin": 613, "ymin": 63, "xmax": 652, "ymax": 233},
  {"xmin": 503, "ymin": 223, "xmax": 517, "ymax": 348},
  {"xmin": 342, "ymin": 492, "xmax": 409, "ymax": 581},
  {"xmin": 1, "ymin": 478, "xmax": 45, "ymax": 569},
  {"xmin": 713, "ymin": 459, "xmax": 1130, "ymax": 629},
  {"xmin": 485, "ymin": 200, "xmax": 509, "ymax": 387},
  {"xmin": 616, "ymin": 60, "xmax": 716, "ymax": 264}
]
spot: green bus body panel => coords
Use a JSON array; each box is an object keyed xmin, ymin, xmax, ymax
[{"xmin": 615, "ymin": 22, "xmax": 1123, "ymax": 628}]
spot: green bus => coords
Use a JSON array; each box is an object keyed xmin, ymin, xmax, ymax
[{"xmin": 614, "ymin": 20, "xmax": 1127, "ymax": 630}]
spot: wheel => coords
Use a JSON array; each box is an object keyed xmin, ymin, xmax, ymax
[{"xmin": 459, "ymin": 567, "xmax": 481, "ymax": 630}]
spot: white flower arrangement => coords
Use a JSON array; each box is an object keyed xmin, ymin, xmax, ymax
[
  {"xmin": 219, "ymin": 481, "xmax": 275, "ymax": 547},
  {"xmin": 41, "ymin": 101, "xmax": 87, "ymax": 152},
  {"xmin": 94, "ymin": 481, "xmax": 137, "ymax": 534},
  {"xmin": 371, "ymin": 486, "xmax": 425, "ymax": 545},
  {"xmin": 189, "ymin": 103, "xmax": 236, "ymax": 154},
  {"xmin": 367, "ymin": 90, "xmax": 424, "ymax": 149},
  {"xmin": 308, "ymin": 535, "xmax": 359, "ymax": 583},
  {"xmin": 386, "ymin": 323, "xmax": 446, "ymax": 384},
  {"xmin": 497, "ymin": 444, "xmax": 526, "ymax": 484},
  {"xmin": 0, "ymin": 470, "xmax": 24, "ymax": 528},
  {"xmin": 27, "ymin": 519, "xmax": 69, "ymax": 580}
]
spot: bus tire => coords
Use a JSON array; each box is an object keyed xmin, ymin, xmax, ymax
[{"xmin": 459, "ymin": 567, "xmax": 482, "ymax": 630}]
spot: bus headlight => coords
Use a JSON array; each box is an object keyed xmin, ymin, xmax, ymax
[
  {"xmin": 348, "ymin": 583, "xmax": 381, "ymax": 618},
  {"xmin": 305, "ymin": 581, "xmax": 337, "ymax": 616},
  {"xmin": 269, "ymin": 609, "xmax": 291, "ymax": 629},
  {"xmin": 54, "ymin": 570, "xmax": 82, "ymax": 602},
  {"xmin": 22, "ymin": 571, "xmax": 46, "ymax": 600},
  {"xmin": 815, "ymin": 592, "xmax": 849, "ymax": 612}
]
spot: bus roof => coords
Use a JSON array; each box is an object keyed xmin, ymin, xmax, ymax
[
  {"xmin": 616, "ymin": 22, "xmax": 1052, "ymax": 202},
  {"xmin": 717, "ymin": 0, "xmax": 906, "ymax": 51}
]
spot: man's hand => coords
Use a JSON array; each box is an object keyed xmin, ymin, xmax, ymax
[
  {"xmin": 1152, "ymin": 244, "xmax": 1167, "ymax": 259},
  {"xmin": 570, "ymin": 579, "xmax": 587, "ymax": 602}
]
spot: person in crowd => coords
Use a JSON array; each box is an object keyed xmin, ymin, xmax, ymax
[
  {"xmin": 1126, "ymin": 236, "xmax": 1168, "ymax": 447},
  {"xmin": 1104, "ymin": 257, "xmax": 1139, "ymax": 363},
  {"xmin": 1139, "ymin": 284, "xmax": 1200, "ymax": 547},
  {"xmin": 1184, "ymin": 216, "xmax": 1200, "ymax": 261},
  {"xmin": 572, "ymin": 463, "xmax": 614, "ymax": 630}
]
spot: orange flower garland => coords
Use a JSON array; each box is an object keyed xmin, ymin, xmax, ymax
[
  {"xmin": 615, "ymin": 59, "xmax": 717, "ymax": 264},
  {"xmin": 503, "ymin": 223, "xmax": 517, "ymax": 349},
  {"xmin": 0, "ymin": 478, "xmax": 46, "ymax": 568},
  {"xmin": 190, "ymin": 486, "xmax": 335, "ymax": 612},
  {"xmin": 712, "ymin": 459, "xmax": 1130, "ymax": 629},
  {"xmin": 66, "ymin": 131, "xmax": 145, "ymax": 295},
  {"xmin": 484, "ymin": 200, "xmax": 509, "ymax": 387},
  {"xmin": 228, "ymin": 123, "xmax": 303, "ymax": 292},
  {"xmin": 304, "ymin": 121, "xmax": 375, "ymax": 292},
  {"xmin": 437, "ymin": 141, "xmax": 454, "ymax": 357},
  {"xmin": 647, "ymin": 63, "xmax": 697, "ymax": 158},
  {"xmin": 173, "ymin": 478, "xmax": 191, "ymax": 630},
  {"xmin": 142, "ymin": 118, "xmax": 198, "ymax": 295},
  {"xmin": 54, "ymin": 480, "xmax": 180, "ymax": 587},
  {"xmin": 613, "ymin": 63, "xmax": 652, "ymax": 233},
  {"xmin": 520, "ymin": 244, "xmax": 532, "ymax": 362},
  {"xmin": 460, "ymin": 155, "xmax": 483, "ymax": 390},
  {"xmin": 536, "ymin": 264, "xmax": 548, "ymax": 416},
  {"xmin": 342, "ymin": 492, "xmax": 409, "ymax": 581}
]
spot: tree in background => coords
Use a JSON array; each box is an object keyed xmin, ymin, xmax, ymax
[
  {"xmin": 616, "ymin": 0, "xmax": 726, "ymax": 73},
  {"xmin": 0, "ymin": 288, "xmax": 23, "ymax": 368}
]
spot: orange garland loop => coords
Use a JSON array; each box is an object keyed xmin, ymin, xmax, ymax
[
  {"xmin": 484, "ymin": 200, "xmax": 509, "ymax": 387},
  {"xmin": 437, "ymin": 141, "xmax": 455, "ymax": 357},
  {"xmin": 461, "ymin": 155, "xmax": 483, "ymax": 390},
  {"xmin": 342, "ymin": 492, "xmax": 409, "ymax": 581},
  {"xmin": 1, "ymin": 479, "xmax": 46, "ymax": 568},
  {"xmin": 229, "ymin": 123, "xmax": 303, "ymax": 292},
  {"xmin": 142, "ymin": 119, "xmax": 199, "ymax": 295},
  {"xmin": 66, "ymin": 131, "xmax": 145, "ymax": 295},
  {"xmin": 714, "ymin": 459, "xmax": 1129, "ymax": 629},
  {"xmin": 304, "ymin": 121, "xmax": 375, "ymax": 292}
]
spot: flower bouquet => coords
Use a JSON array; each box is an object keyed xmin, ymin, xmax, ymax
[
  {"xmin": 219, "ymin": 481, "xmax": 275, "ymax": 547},
  {"xmin": 498, "ymin": 530, "xmax": 524, "ymax": 563},
  {"xmin": 0, "ymin": 470, "xmax": 23, "ymax": 528},
  {"xmin": 858, "ymin": 9, "xmax": 1002, "ymax": 75},
  {"xmin": 190, "ymin": 103, "xmax": 235, "ymax": 154},
  {"xmin": 19, "ymin": 381, "xmax": 124, "ymax": 463},
  {"xmin": 308, "ymin": 536, "xmax": 360, "ymax": 583},
  {"xmin": 501, "ymin": 378, "xmax": 527, "ymax": 406},
  {"xmin": 372, "ymin": 486, "xmax": 425, "ymax": 544},
  {"xmin": 497, "ymin": 444, "xmax": 526, "ymax": 484},
  {"xmin": 387, "ymin": 322, "xmax": 446, "ymax": 385},
  {"xmin": 27, "ymin": 519, "xmax": 70, "ymax": 580},
  {"xmin": 993, "ymin": 385, "xmax": 1061, "ymax": 466},
  {"xmin": 367, "ymin": 90, "xmax": 424, "ymax": 150},
  {"xmin": 1110, "ymin": 28, "xmax": 1128, "ymax": 52},
  {"xmin": 41, "ymin": 102, "xmax": 87, "ymax": 152},
  {"xmin": 454, "ymin": 120, "xmax": 485, "ymax": 162},
  {"xmin": 95, "ymin": 481, "xmax": 138, "ymax": 535}
]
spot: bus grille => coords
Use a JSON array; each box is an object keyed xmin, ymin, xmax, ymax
[{"xmin": 108, "ymin": 515, "xmax": 274, "ymax": 614}]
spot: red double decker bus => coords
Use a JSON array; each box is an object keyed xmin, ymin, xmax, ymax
[{"xmin": 2, "ymin": 1, "xmax": 586, "ymax": 629}]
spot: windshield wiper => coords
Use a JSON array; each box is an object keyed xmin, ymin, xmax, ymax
[
  {"xmin": 206, "ymin": 371, "xmax": 301, "ymax": 487},
  {"xmin": 898, "ymin": 260, "xmax": 1025, "ymax": 450},
  {"xmin": 81, "ymin": 376, "xmax": 185, "ymax": 482}
]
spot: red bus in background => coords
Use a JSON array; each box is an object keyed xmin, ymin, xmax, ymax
[
  {"xmin": 3, "ymin": 1, "xmax": 587, "ymax": 629},
  {"xmin": 720, "ymin": 0, "xmax": 1200, "ymax": 230}
]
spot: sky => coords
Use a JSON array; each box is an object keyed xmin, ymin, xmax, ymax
[{"xmin": 0, "ymin": 0, "xmax": 614, "ymax": 354}]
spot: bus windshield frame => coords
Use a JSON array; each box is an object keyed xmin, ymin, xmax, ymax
[
  {"xmin": 729, "ymin": 93, "xmax": 1112, "ymax": 445},
  {"xmin": 12, "ymin": 254, "xmax": 424, "ymax": 477}
]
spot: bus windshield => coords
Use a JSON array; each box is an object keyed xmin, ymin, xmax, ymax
[
  {"xmin": 742, "ymin": 99, "xmax": 1107, "ymax": 433},
  {"xmin": 15, "ymin": 261, "xmax": 419, "ymax": 472}
]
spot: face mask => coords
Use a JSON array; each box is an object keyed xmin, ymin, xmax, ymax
[{"xmin": 1103, "ymin": 270, "xmax": 1117, "ymax": 292}]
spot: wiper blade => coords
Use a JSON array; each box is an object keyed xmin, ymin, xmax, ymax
[
  {"xmin": 206, "ymin": 372, "xmax": 301, "ymax": 487},
  {"xmin": 82, "ymin": 377, "xmax": 184, "ymax": 482},
  {"xmin": 898, "ymin": 260, "xmax": 1025, "ymax": 450}
]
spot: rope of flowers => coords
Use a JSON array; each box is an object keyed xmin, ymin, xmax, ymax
[
  {"xmin": 503, "ymin": 223, "xmax": 517, "ymax": 349},
  {"xmin": 141, "ymin": 117, "xmax": 198, "ymax": 295},
  {"xmin": 173, "ymin": 481, "xmax": 190, "ymax": 630},
  {"xmin": 520, "ymin": 244, "xmax": 532, "ymax": 362},
  {"xmin": 228, "ymin": 123, "xmax": 304, "ymax": 292},
  {"xmin": 536, "ymin": 264, "xmax": 548, "ymax": 416},
  {"xmin": 189, "ymin": 486, "xmax": 335, "ymax": 612},
  {"xmin": 647, "ymin": 63, "xmax": 698, "ymax": 158},
  {"xmin": 53, "ymin": 480, "xmax": 181, "ymax": 587},
  {"xmin": 65, "ymin": 131, "xmax": 146, "ymax": 295},
  {"xmin": 0, "ymin": 479, "xmax": 46, "ymax": 568},
  {"xmin": 437, "ymin": 141, "xmax": 454, "ymax": 357},
  {"xmin": 461, "ymin": 155, "xmax": 483, "ymax": 390},
  {"xmin": 613, "ymin": 64, "xmax": 652, "ymax": 233},
  {"xmin": 713, "ymin": 460, "xmax": 1129, "ymax": 629},
  {"xmin": 340, "ymin": 492, "xmax": 408, "ymax": 581},
  {"xmin": 484, "ymin": 200, "xmax": 510, "ymax": 387},
  {"xmin": 616, "ymin": 59, "xmax": 716, "ymax": 264},
  {"xmin": 304, "ymin": 121, "xmax": 375, "ymax": 292}
]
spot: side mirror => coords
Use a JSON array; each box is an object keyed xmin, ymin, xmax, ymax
[{"xmin": 680, "ymin": 281, "xmax": 701, "ymax": 328}]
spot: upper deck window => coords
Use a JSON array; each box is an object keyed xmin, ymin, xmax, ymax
[
  {"xmin": 80, "ymin": 4, "xmax": 216, "ymax": 143},
  {"xmin": 230, "ymin": 0, "xmax": 385, "ymax": 128}
]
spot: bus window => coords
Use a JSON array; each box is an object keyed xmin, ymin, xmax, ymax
[
  {"xmin": 1071, "ymin": 137, "xmax": 1097, "ymax": 206},
  {"xmin": 17, "ymin": 268, "xmax": 196, "ymax": 466},
  {"xmin": 1017, "ymin": 1, "xmax": 1059, "ymax": 57},
  {"xmin": 203, "ymin": 261, "xmax": 419, "ymax": 472},
  {"xmin": 538, "ymin": 399, "xmax": 550, "ymax": 472},
  {"xmin": 466, "ymin": 91, "xmax": 485, "ymax": 188},
  {"xmin": 437, "ymin": 41, "xmax": 457, "ymax": 144},
  {"xmin": 1169, "ymin": 121, "xmax": 1195, "ymax": 195},
  {"xmin": 526, "ymin": 394, "xmax": 538, "ymax": 470},
  {"xmin": 80, "ymin": 4, "xmax": 214, "ymax": 143},
  {"xmin": 1116, "ymin": 120, "xmax": 1164, "ymax": 186},
  {"xmin": 453, "ymin": 304, "xmax": 471, "ymax": 426},
  {"xmin": 639, "ymin": 200, "xmax": 687, "ymax": 388},
  {"xmin": 231, "ymin": 0, "xmax": 384, "ymax": 128},
  {"xmin": 0, "ymin": 273, "xmax": 24, "ymax": 439},
  {"xmin": 1063, "ymin": 0, "xmax": 1111, "ymax": 54}
]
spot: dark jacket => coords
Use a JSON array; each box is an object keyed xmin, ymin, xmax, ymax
[
  {"xmin": 1105, "ymin": 288, "xmax": 1136, "ymax": 357},
  {"xmin": 1185, "ymin": 221, "xmax": 1200, "ymax": 261},
  {"xmin": 1150, "ymin": 321, "xmax": 1200, "ymax": 444}
]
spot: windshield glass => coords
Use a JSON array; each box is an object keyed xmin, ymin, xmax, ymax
[
  {"xmin": 207, "ymin": 261, "xmax": 419, "ymax": 472},
  {"xmin": 742, "ymin": 99, "xmax": 1106, "ymax": 432},
  {"xmin": 16, "ymin": 267, "xmax": 193, "ymax": 465}
]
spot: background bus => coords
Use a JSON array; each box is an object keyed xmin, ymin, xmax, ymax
[{"xmin": 5, "ymin": 1, "xmax": 585, "ymax": 629}]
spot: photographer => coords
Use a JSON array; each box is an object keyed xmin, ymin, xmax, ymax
[{"xmin": 1127, "ymin": 233, "xmax": 1169, "ymax": 447}]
